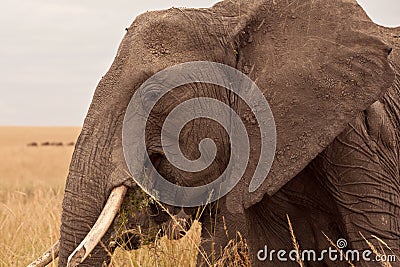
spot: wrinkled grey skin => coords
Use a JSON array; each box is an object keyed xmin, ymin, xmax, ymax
[
  {"xmin": 58, "ymin": 0, "xmax": 400, "ymax": 266},
  {"xmin": 247, "ymin": 73, "xmax": 400, "ymax": 266}
]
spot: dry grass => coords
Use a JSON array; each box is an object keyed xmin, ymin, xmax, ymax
[
  {"xmin": 0, "ymin": 127, "xmax": 234, "ymax": 267},
  {"xmin": 213, "ymin": 232, "xmax": 250, "ymax": 267},
  {"xmin": 286, "ymin": 215, "xmax": 304, "ymax": 267},
  {"xmin": 0, "ymin": 127, "xmax": 80, "ymax": 266},
  {"xmin": 110, "ymin": 222, "xmax": 202, "ymax": 267},
  {"xmin": 0, "ymin": 187, "xmax": 62, "ymax": 266}
]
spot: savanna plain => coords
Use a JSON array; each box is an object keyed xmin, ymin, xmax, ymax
[{"xmin": 0, "ymin": 127, "xmax": 207, "ymax": 267}]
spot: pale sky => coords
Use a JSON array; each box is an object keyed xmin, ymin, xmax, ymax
[{"xmin": 0, "ymin": 1, "xmax": 399, "ymax": 126}]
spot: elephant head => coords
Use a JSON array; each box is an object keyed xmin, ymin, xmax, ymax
[{"xmin": 29, "ymin": 0, "xmax": 399, "ymax": 266}]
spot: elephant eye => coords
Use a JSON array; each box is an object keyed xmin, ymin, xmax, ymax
[
  {"xmin": 141, "ymin": 89, "xmax": 162, "ymax": 112},
  {"xmin": 143, "ymin": 89, "xmax": 161, "ymax": 104}
]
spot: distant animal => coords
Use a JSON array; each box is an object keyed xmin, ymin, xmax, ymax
[
  {"xmin": 27, "ymin": 142, "xmax": 38, "ymax": 147},
  {"xmin": 50, "ymin": 142, "xmax": 63, "ymax": 146}
]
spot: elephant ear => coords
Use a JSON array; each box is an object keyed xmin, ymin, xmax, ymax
[
  {"xmin": 221, "ymin": 0, "xmax": 395, "ymax": 210},
  {"xmin": 378, "ymin": 26, "xmax": 400, "ymax": 67},
  {"xmin": 346, "ymin": 11, "xmax": 400, "ymax": 67}
]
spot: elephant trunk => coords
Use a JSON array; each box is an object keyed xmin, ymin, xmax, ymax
[
  {"xmin": 67, "ymin": 186, "xmax": 127, "ymax": 266},
  {"xmin": 56, "ymin": 39, "xmax": 136, "ymax": 264},
  {"xmin": 59, "ymin": 172, "xmax": 110, "ymax": 267},
  {"xmin": 58, "ymin": 122, "xmax": 124, "ymax": 266}
]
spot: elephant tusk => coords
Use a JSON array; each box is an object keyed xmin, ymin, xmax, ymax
[
  {"xmin": 27, "ymin": 240, "xmax": 60, "ymax": 267},
  {"xmin": 67, "ymin": 185, "xmax": 127, "ymax": 267}
]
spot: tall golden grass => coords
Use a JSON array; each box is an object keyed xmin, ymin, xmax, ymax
[
  {"xmin": 0, "ymin": 127, "xmax": 79, "ymax": 266},
  {"xmin": 0, "ymin": 127, "xmax": 206, "ymax": 267}
]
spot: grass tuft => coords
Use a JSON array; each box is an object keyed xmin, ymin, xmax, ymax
[{"xmin": 286, "ymin": 215, "xmax": 304, "ymax": 267}]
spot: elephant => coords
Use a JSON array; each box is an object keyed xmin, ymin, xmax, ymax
[{"xmin": 29, "ymin": 0, "xmax": 400, "ymax": 266}]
